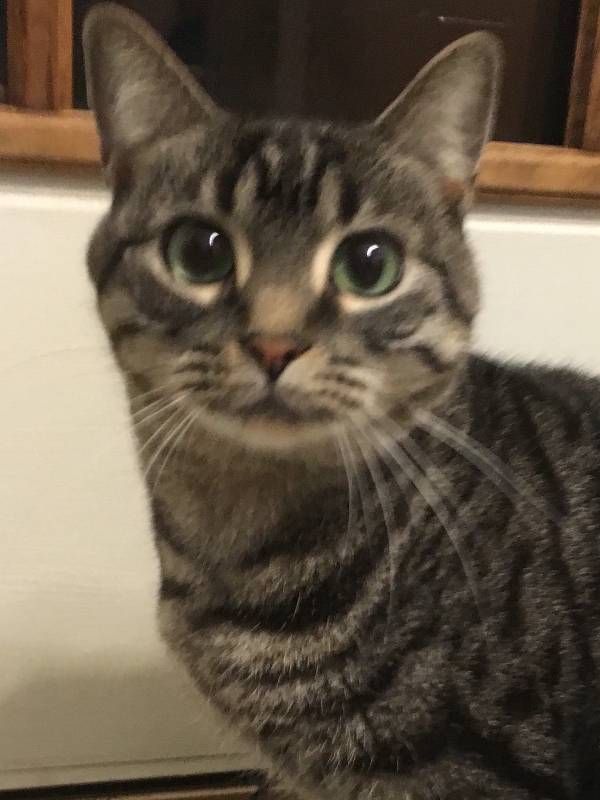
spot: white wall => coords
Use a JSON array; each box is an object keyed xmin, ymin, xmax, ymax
[
  {"xmin": 0, "ymin": 169, "xmax": 599, "ymax": 790},
  {"xmin": 471, "ymin": 206, "xmax": 600, "ymax": 374},
  {"xmin": 0, "ymin": 171, "xmax": 257, "ymax": 791}
]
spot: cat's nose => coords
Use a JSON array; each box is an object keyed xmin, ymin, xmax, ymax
[{"xmin": 243, "ymin": 334, "xmax": 310, "ymax": 381}]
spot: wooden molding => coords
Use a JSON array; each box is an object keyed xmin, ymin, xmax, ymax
[
  {"xmin": 13, "ymin": 776, "xmax": 263, "ymax": 800},
  {"xmin": 565, "ymin": 0, "xmax": 600, "ymax": 147},
  {"xmin": 0, "ymin": 107, "xmax": 99, "ymax": 163},
  {"xmin": 1, "ymin": 108, "xmax": 600, "ymax": 204},
  {"xmin": 583, "ymin": 7, "xmax": 600, "ymax": 149},
  {"xmin": 7, "ymin": 0, "xmax": 73, "ymax": 111},
  {"xmin": 82, "ymin": 785, "xmax": 259, "ymax": 800},
  {"xmin": 478, "ymin": 141, "xmax": 600, "ymax": 200}
]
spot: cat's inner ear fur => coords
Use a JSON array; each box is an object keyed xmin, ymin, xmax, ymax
[
  {"xmin": 83, "ymin": 2, "xmax": 223, "ymax": 169},
  {"xmin": 375, "ymin": 32, "xmax": 503, "ymax": 200}
]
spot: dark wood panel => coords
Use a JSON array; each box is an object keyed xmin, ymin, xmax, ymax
[
  {"xmin": 565, "ymin": 0, "xmax": 600, "ymax": 146},
  {"xmin": 72, "ymin": 0, "xmax": 579, "ymax": 145},
  {"xmin": 0, "ymin": 0, "xmax": 6, "ymax": 102},
  {"xmin": 583, "ymin": 6, "xmax": 600, "ymax": 148},
  {"xmin": 73, "ymin": 1, "xmax": 281, "ymax": 115},
  {"xmin": 301, "ymin": 0, "xmax": 579, "ymax": 144},
  {"xmin": 6, "ymin": 0, "xmax": 72, "ymax": 110},
  {"xmin": 3, "ymin": 773, "xmax": 262, "ymax": 800}
]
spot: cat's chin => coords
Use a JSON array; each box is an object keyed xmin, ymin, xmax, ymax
[
  {"xmin": 188, "ymin": 386, "xmax": 340, "ymax": 453},
  {"xmin": 195, "ymin": 402, "xmax": 340, "ymax": 455}
]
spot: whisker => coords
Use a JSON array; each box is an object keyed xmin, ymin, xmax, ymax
[
  {"xmin": 130, "ymin": 392, "xmax": 173, "ymax": 419},
  {"xmin": 415, "ymin": 409, "xmax": 561, "ymax": 525},
  {"xmin": 336, "ymin": 433, "xmax": 355, "ymax": 543},
  {"xmin": 143, "ymin": 409, "xmax": 190, "ymax": 485},
  {"xmin": 137, "ymin": 397, "xmax": 189, "ymax": 460},
  {"xmin": 132, "ymin": 394, "xmax": 187, "ymax": 429},
  {"xmin": 364, "ymin": 415, "xmax": 490, "ymax": 644},
  {"xmin": 80, "ymin": 394, "xmax": 184, "ymax": 470},
  {"xmin": 151, "ymin": 410, "xmax": 198, "ymax": 493},
  {"xmin": 347, "ymin": 424, "xmax": 398, "ymax": 640},
  {"xmin": 129, "ymin": 382, "xmax": 175, "ymax": 405},
  {"xmin": 379, "ymin": 416, "xmax": 460, "ymax": 519},
  {"xmin": 341, "ymin": 431, "xmax": 371, "ymax": 540}
]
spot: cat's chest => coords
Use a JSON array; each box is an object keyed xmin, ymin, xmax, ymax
[{"xmin": 155, "ymin": 451, "xmax": 351, "ymax": 565}]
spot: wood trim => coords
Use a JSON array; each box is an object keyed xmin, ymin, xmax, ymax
[
  {"xmin": 79, "ymin": 785, "xmax": 258, "ymax": 800},
  {"xmin": 1, "ymin": 108, "xmax": 600, "ymax": 204},
  {"xmin": 0, "ymin": 107, "xmax": 99, "ymax": 163},
  {"xmin": 478, "ymin": 141, "xmax": 600, "ymax": 200},
  {"xmin": 12, "ymin": 775, "xmax": 263, "ymax": 800},
  {"xmin": 582, "ymin": 7, "xmax": 600, "ymax": 149},
  {"xmin": 565, "ymin": 0, "xmax": 600, "ymax": 147},
  {"xmin": 6, "ymin": 0, "xmax": 73, "ymax": 110}
]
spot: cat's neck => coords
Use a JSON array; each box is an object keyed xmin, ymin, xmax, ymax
[{"xmin": 151, "ymin": 426, "xmax": 347, "ymax": 566}]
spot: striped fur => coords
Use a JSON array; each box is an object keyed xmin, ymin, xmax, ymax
[{"xmin": 84, "ymin": 7, "xmax": 600, "ymax": 800}]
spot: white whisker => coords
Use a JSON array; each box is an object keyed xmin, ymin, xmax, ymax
[
  {"xmin": 152, "ymin": 410, "xmax": 198, "ymax": 493},
  {"xmin": 132, "ymin": 394, "xmax": 188, "ymax": 430},
  {"xmin": 347, "ymin": 424, "xmax": 399, "ymax": 639},
  {"xmin": 137, "ymin": 396, "xmax": 189, "ymax": 461},
  {"xmin": 415, "ymin": 409, "xmax": 560, "ymax": 524},
  {"xmin": 363, "ymin": 415, "xmax": 490, "ymax": 644},
  {"xmin": 336, "ymin": 434, "xmax": 354, "ymax": 542},
  {"xmin": 143, "ymin": 409, "xmax": 190, "ymax": 484}
]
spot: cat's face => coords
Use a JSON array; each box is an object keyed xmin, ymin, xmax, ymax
[{"xmin": 84, "ymin": 4, "xmax": 501, "ymax": 454}]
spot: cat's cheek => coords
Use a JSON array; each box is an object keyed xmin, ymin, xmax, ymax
[{"xmin": 380, "ymin": 355, "xmax": 461, "ymax": 419}]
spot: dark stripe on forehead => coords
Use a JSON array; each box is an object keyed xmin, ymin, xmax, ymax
[
  {"xmin": 305, "ymin": 134, "xmax": 347, "ymax": 212},
  {"xmin": 259, "ymin": 131, "xmax": 305, "ymax": 214},
  {"xmin": 339, "ymin": 176, "xmax": 360, "ymax": 224},
  {"xmin": 217, "ymin": 129, "xmax": 270, "ymax": 213},
  {"xmin": 216, "ymin": 127, "xmax": 360, "ymax": 223}
]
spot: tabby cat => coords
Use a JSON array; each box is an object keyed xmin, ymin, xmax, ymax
[{"xmin": 83, "ymin": 5, "xmax": 600, "ymax": 799}]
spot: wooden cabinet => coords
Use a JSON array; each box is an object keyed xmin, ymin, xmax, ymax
[
  {"xmin": 1, "ymin": 1, "xmax": 600, "ymax": 201},
  {"xmin": 72, "ymin": 0, "xmax": 580, "ymax": 144}
]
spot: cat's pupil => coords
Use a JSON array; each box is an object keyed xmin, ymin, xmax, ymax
[
  {"xmin": 165, "ymin": 220, "xmax": 234, "ymax": 283},
  {"xmin": 347, "ymin": 240, "xmax": 385, "ymax": 289},
  {"xmin": 182, "ymin": 229, "xmax": 227, "ymax": 275}
]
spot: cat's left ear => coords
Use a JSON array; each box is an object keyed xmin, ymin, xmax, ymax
[
  {"xmin": 83, "ymin": 2, "xmax": 223, "ymax": 168},
  {"xmin": 375, "ymin": 32, "xmax": 503, "ymax": 203}
]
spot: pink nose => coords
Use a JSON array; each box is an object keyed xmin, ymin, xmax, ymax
[{"xmin": 244, "ymin": 335, "xmax": 310, "ymax": 381}]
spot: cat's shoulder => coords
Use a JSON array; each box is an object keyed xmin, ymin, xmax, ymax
[{"xmin": 467, "ymin": 354, "xmax": 600, "ymax": 420}]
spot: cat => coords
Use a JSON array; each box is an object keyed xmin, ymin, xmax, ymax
[{"xmin": 83, "ymin": 4, "xmax": 600, "ymax": 799}]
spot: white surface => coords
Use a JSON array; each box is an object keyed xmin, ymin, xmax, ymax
[
  {"xmin": 471, "ymin": 207, "xmax": 600, "ymax": 373},
  {"xmin": 0, "ymin": 172, "xmax": 257, "ymax": 791},
  {"xmin": 0, "ymin": 170, "xmax": 599, "ymax": 790}
]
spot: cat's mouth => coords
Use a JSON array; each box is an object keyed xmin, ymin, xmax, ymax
[
  {"xmin": 212, "ymin": 387, "xmax": 332, "ymax": 426},
  {"xmin": 241, "ymin": 395, "xmax": 331, "ymax": 424}
]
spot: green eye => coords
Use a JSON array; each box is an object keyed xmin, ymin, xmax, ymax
[
  {"xmin": 164, "ymin": 220, "xmax": 234, "ymax": 284},
  {"xmin": 332, "ymin": 232, "xmax": 404, "ymax": 297}
]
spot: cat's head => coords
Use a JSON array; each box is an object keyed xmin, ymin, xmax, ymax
[{"xmin": 84, "ymin": 3, "xmax": 502, "ymax": 455}]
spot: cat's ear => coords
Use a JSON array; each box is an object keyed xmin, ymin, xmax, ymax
[
  {"xmin": 375, "ymin": 32, "xmax": 503, "ymax": 197},
  {"xmin": 83, "ymin": 2, "xmax": 223, "ymax": 167}
]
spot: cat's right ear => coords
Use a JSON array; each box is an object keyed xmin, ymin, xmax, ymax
[{"xmin": 83, "ymin": 2, "xmax": 223, "ymax": 169}]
